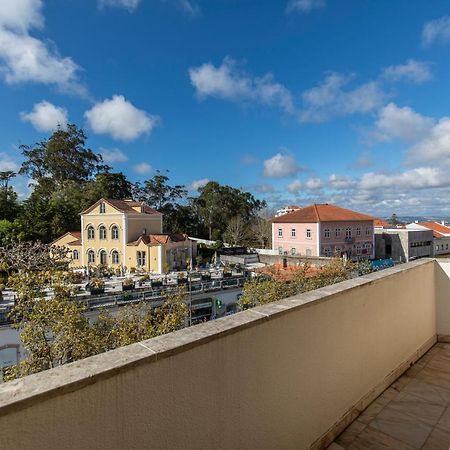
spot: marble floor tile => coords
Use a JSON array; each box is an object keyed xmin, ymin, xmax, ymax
[
  {"xmin": 401, "ymin": 379, "xmax": 450, "ymax": 407},
  {"xmin": 335, "ymin": 419, "xmax": 367, "ymax": 447},
  {"xmin": 346, "ymin": 425, "xmax": 416, "ymax": 450},
  {"xmin": 422, "ymin": 425, "xmax": 450, "ymax": 450}
]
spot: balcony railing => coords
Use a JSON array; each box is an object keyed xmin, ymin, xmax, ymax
[{"xmin": 1, "ymin": 259, "xmax": 449, "ymax": 449}]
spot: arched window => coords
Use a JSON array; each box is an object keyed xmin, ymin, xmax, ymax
[
  {"xmin": 111, "ymin": 225, "xmax": 119, "ymax": 240},
  {"xmin": 88, "ymin": 250, "xmax": 95, "ymax": 264},
  {"xmin": 73, "ymin": 250, "xmax": 79, "ymax": 260},
  {"xmin": 87, "ymin": 226, "xmax": 95, "ymax": 240},
  {"xmin": 99, "ymin": 225, "xmax": 107, "ymax": 240},
  {"xmin": 112, "ymin": 250, "xmax": 120, "ymax": 264},
  {"xmin": 100, "ymin": 250, "xmax": 107, "ymax": 265}
]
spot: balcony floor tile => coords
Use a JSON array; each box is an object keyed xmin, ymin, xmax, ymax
[{"xmin": 331, "ymin": 344, "xmax": 450, "ymax": 450}]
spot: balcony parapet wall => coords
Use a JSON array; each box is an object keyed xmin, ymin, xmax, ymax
[{"xmin": 0, "ymin": 259, "xmax": 443, "ymax": 449}]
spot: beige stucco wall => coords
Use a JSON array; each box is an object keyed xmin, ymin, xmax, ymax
[
  {"xmin": 51, "ymin": 233, "xmax": 82, "ymax": 268},
  {"xmin": 0, "ymin": 260, "xmax": 439, "ymax": 449}
]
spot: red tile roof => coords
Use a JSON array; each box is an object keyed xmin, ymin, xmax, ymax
[
  {"xmin": 81, "ymin": 198, "xmax": 162, "ymax": 216},
  {"xmin": 418, "ymin": 221, "xmax": 450, "ymax": 235},
  {"xmin": 272, "ymin": 204, "xmax": 375, "ymax": 223},
  {"xmin": 374, "ymin": 219, "xmax": 390, "ymax": 228},
  {"xmin": 128, "ymin": 233, "xmax": 189, "ymax": 246}
]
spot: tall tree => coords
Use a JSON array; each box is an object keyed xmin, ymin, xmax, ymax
[
  {"xmin": 223, "ymin": 216, "xmax": 249, "ymax": 246},
  {"xmin": 0, "ymin": 171, "xmax": 20, "ymax": 221},
  {"xmin": 194, "ymin": 181, "xmax": 266, "ymax": 240},
  {"xmin": 139, "ymin": 171, "xmax": 187, "ymax": 210},
  {"xmin": 19, "ymin": 124, "xmax": 108, "ymax": 188}
]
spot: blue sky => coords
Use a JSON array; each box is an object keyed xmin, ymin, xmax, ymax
[{"xmin": 2, "ymin": 0, "xmax": 450, "ymax": 216}]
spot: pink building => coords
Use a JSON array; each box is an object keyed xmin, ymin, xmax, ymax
[{"xmin": 272, "ymin": 203, "xmax": 375, "ymax": 259}]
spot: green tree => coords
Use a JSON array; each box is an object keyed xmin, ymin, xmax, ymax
[
  {"xmin": 0, "ymin": 171, "xmax": 20, "ymax": 221},
  {"xmin": 194, "ymin": 181, "xmax": 266, "ymax": 240},
  {"xmin": 238, "ymin": 259, "xmax": 356, "ymax": 310},
  {"xmin": 0, "ymin": 241, "xmax": 189, "ymax": 381},
  {"xmin": 85, "ymin": 172, "xmax": 133, "ymax": 203},
  {"xmin": 138, "ymin": 171, "xmax": 187, "ymax": 211},
  {"xmin": 19, "ymin": 124, "xmax": 108, "ymax": 187}
]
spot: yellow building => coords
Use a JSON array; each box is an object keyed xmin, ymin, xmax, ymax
[{"xmin": 52, "ymin": 198, "xmax": 195, "ymax": 274}]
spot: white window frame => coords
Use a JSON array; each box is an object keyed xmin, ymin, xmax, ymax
[
  {"xmin": 112, "ymin": 250, "xmax": 120, "ymax": 264},
  {"xmin": 324, "ymin": 228, "xmax": 330, "ymax": 238},
  {"xmin": 345, "ymin": 227, "xmax": 352, "ymax": 238},
  {"xmin": 356, "ymin": 227, "xmax": 361, "ymax": 236},
  {"xmin": 335, "ymin": 228, "xmax": 341, "ymax": 238},
  {"xmin": 111, "ymin": 225, "xmax": 119, "ymax": 240},
  {"xmin": 88, "ymin": 250, "xmax": 95, "ymax": 264},
  {"xmin": 99, "ymin": 226, "xmax": 107, "ymax": 240},
  {"xmin": 278, "ymin": 228, "xmax": 283, "ymax": 237},
  {"xmin": 100, "ymin": 202, "xmax": 106, "ymax": 213},
  {"xmin": 291, "ymin": 248, "xmax": 296, "ymax": 255},
  {"xmin": 87, "ymin": 226, "xmax": 95, "ymax": 240},
  {"xmin": 291, "ymin": 228, "xmax": 296, "ymax": 237},
  {"xmin": 306, "ymin": 229, "xmax": 312, "ymax": 239},
  {"xmin": 73, "ymin": 250, "xmax": 79, "ymax": 260},
  {"xmin": 137, "ymin": 251, "xmax": 146, "ymax": 267}
]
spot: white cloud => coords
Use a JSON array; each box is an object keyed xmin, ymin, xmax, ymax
[
  {"xmin": 299, "ymin": 73, "xmax": 385, "ymax": 123},
  {"xmin": 287, "ymin": 179, "xmax": 302, "ymax": 193},
  {"xmin": 382, "ymin": 59, "xmax": 432, "ymax": 84},
  {"xmin": 178, "ymin": 0, "xmax": 201, "ymax": 16},
  {"xmin": 422, "ymin": 16, "xmax": 450, "ymax": 46},
  {"xmin": 98, "ymin": 0, "xmax": 141, "ymax": 12},
  {"xmin": 374, "ymin": 103, "xmax": 434, "ymax": 142},
  {"xmin": 189, "ymin": 57, "xmax": 294, "ymax": 113},
  {"xmin": 0, "ymin": 152, "xmax": 20, "ymax": 172},
  {"xmin": 305, "ymin": 177, "xmax": 323, "ymax": 189},
  {"xmin": 359, "ymin": 167, "xmax": 450, "ymax": 190},
  {"xmin": 328, "ymin": 174, "xmax": 356, "ymax": 189},
  {"xmin": 408, "ymin": 117, "xmax": 450, "ymax": 164},
  {"xmin": 0, "ymin": 0, "xmax": 85, "ymax": 95},
  {"xmin": 0, "ymin": 0, "xmax": 43, "ymax": 32},
  {"xmin": 188, "ymin": 178, "xmax": 209, "ymax": 191},
  {"xmin": 85, "ymin": 95, "xmax": 159, "ymax": 141},
  {"xmin": 254, "ymin": 183, "xmax": 276, "ymax": 194},
  {"xmin": 263, "ymin": 153, "xmax": 303, "ymax": 178},
  {"xmin": 286, "ymin": 0, "xmax": 325, "ymax": 13},
  {"xmin": 99, "ymin": 148, "xmax": 128, "ymax": 164},
  {"xmin": 133, "ymin": 162, "xmax": 153, "ymax": 174},
  {"xmin": 20, "ymin": 100, "xmax": 68, "ymax": 132}
]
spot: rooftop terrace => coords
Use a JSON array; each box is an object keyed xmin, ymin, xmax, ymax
[
  {"xmin": 1, "ymin": 258, "xmax": 450, "ymax": 449},
  {"xmin": 331, "ymin": 343, "xmax": 450, "ymax": 449}
]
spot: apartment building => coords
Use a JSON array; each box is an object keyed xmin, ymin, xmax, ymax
[
  {"xmin": 52, "ymin": 198, "xmax": 195, "ymax": 273},
  {"xmin": 272, "ymin": 203, "xmax": 375, "ymax": 259},
  {"xmin": 406, "ymin": 221, "xmax": 450, "ymax": 257}
]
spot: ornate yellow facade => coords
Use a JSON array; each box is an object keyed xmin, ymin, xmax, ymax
[{"xmin": 52, "ymin": 199, "xmax": 194, "ymax": 274}]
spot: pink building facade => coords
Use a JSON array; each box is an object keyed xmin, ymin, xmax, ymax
[{"xmin": 272, "ymin": 204, "xmax": 375, "ymax": 260}]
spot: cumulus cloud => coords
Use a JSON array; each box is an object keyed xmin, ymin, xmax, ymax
[
  {"xmin": 99, "ymin": 148, "xmax": 128, "ymax": 164},
  {"xmin": 305, "ymin": 177, "xmax": 323, "ymax": 189},
  {"xmin": 328, "ymin": 174, "xmax": 356, "ymax": 189},
  {"xmin": 20, "ymin": 100, "xmax": 68, "ymax": 132},
  {"xmin": 263, "ymin": 153, "xmax": 303, "ymax": 178},
  {"xmin": 98, "ymin": 0, "xmax": 200, "ymax": 16},
  {"xmin": 0, "ymin": 0, "xmax": 85, "ymax": 95},
  {"xmin": 374, "ymin": 103, "xmax": 434, "ymax": 142},
  {"xmin": 133, "ymin": 162, "xmax": 153, "ymax": 174},
  {"xmin": 359, "ymin": 167, "xmax": 450, "ymax": 190},
  {"xmin": 422, "ymin": 16, "xmax": 450, "ymax": 46},
  {"xmin": 0, "ymin": 152, "xmax": 20, "ymax": 172},
  {"xmin": 84, "ymin": 95, "xmax": 159, "ymax": 141},
  {"xmin": 98, "ymin": 0, "xmax": 141, "ymax": 11},
  {"xmin": 286, "ymin": 0, "xmax": 325, "ymax": 13},
  {"xmin": 382, "ymin": 59, "xmax": 432, "ymax": 84},
  {"xmin": 408, "ymin": 117, "xmax": 450, "ymax": 164},
  {"xmin": 287, "ymin": 179, "xmax": 302, "ymax": 193},
  {"xmin": 299, "ymin": 73, "xmax": 385, "ymax": 123},
  {"xmin": 253, "ymin": 183, "xmax": 275, "ymax": 194},
  {"xmin": 189, "ymin": 57, "xmax": 294, "ymax": 113},
  {"xmin": 188, "ymin": 178, "xmax": 209, "ymax": 191}
]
